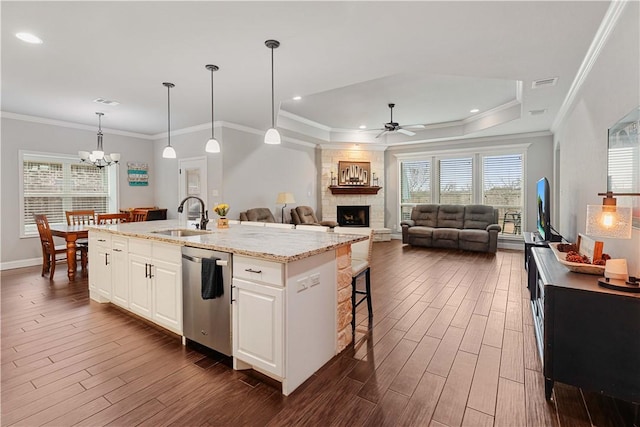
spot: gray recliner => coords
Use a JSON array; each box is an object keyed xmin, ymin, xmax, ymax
[
  {"xmin": 290, "ymin": 206, "xmax": 338, "ymax": 228},
  {"xmin": 239, "ymin": 208, "xmax": 276, "ymax": 223}
]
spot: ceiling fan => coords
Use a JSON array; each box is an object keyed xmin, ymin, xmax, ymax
[{"xmin": 374, "ymin": 103, "xmax": 425, "ymax": 138}]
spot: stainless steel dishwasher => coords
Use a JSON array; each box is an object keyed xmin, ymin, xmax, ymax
[{"xmin": 182, "ymin": 246, "xmax": 232, "ymax": 356}]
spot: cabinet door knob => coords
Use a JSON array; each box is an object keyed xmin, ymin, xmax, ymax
[
  {"xmin": 148, "ymin": 264, "xmax": 154, "ymax": 278},
  {"xmin": 145, "ymin": 263, "xmax": 149, "ymax": 278},
  {"xmin": 105, "ymin": 253, "xmax": 110, "ymax": 265},
  {"xmin": 245, "ymin": 268, "xmax": 262, "ymax": 274}
]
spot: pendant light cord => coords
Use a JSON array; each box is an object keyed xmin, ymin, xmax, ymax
[
  {"xmin": 271, "ymin": 46, "xmax": 275, "ymax": 128},
  {"xmin": 211, "ymin": 69, "xmax": 215, "ymax": 139},
  {"xmin": 167, "ymin": 84, "xmax": 171, "ymax": 147}
]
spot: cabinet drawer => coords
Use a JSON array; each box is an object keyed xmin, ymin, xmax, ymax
[
  {"xmin": 128, "ymin": 238, "xmax": 152, "ymax": 257},
  {"xmin": 112, "ymin": 236, "xmax": 128, "ymax": 253},
  {"xmin": 152, "ymin": 241, "xmax": 181, "ymax": 263},
  {"xmin": 234, "ymin": 255, "xmax": 283, "ymax": 286},
  {"xmin": 90, "ymin": 231, "xmax": 111, "ymax": 247}
]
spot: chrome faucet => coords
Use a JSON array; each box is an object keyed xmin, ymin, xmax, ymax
[{"xmin": 178, "ymin": 196, "xmax": 209, "ymax": 230}]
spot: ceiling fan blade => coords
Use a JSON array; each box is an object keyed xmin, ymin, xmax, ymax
[
  {"xmin": 397, "ymin": 128, "xmax": 416, "ymax": 136},
  {"xmin": 375, "ymin": 129, "xmax": 388, "ymax": 138}
]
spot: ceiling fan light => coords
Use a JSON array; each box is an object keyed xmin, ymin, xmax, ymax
[
  {"xmin": 205, "ymin": 137, "xmax": 221, "ymax": 153},
  {"xmin": 264, "ymin": 128, "xmax": 281, "ymax": 145},
  {"xmin": 162, "ymin": 145, "xmax": 177, "ymax": 159}
]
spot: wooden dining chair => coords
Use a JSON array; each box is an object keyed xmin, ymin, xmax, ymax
[
  {"xmin": 65, "ymin": 210, "xmax": 95, "ymax": 247},
  {"xmin": 34, "ymin": 214, "xmax": 88, "ymax": 280},
  {"xmin": 97, "ymin": 213, "xmax": 129, "ymax": 224},
  {"xmin": 65, "ymin": 210, "xmax": 96, "ymax": 225},
  {"xmin": 130, "ymin": 209, "xmax": 148, "ymax": 222}
]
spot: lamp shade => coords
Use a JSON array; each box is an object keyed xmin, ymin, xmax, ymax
[
  {"xmin": 162, "ymin": 145, "xmax": 177, "ymax": 159},
  {"xmin": 276, "ymin": 192, "xmax": 295, "ymax": 204},
  {"xmin": 264, "ymin": 128, "xmax": 281, "ymax": 145},
  {"xmin": 205, "ymin": 137, "xmax": 221, "ymax": 153},
  {"xmin": 585, "ymin": 204, "xmax": 632, "ymax": 239}
]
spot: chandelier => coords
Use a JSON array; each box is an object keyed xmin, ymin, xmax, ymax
[{"xmin": 79, "ymin": 112, "xmax": 120, "ymax": 168}]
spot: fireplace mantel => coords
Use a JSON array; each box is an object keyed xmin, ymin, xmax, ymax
[{"xmin": 328, "ymin": 186, "xmax": 382, "ymax": 195}]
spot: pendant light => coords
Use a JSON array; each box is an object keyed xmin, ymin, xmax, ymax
[
  {"xmin": 79, "ymin": 112, "xmax": 120, "ymax": 168},
  {"xmin": 264, "ymin": 39, "xmax": 281, "ymax": 145},
  {"xmin": 162, "ymin": 82, "xmax": 176, "ymax": 159},
  {"xmin": 205, "ymin": 64, "xmax": 221, "ymax": 153}
]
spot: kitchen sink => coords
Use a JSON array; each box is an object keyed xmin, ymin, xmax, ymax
[{"xmin": 151, "ymin": 228, "xmax": 213, "ymax": 237}]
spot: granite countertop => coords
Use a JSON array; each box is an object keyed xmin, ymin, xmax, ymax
[{"xmin": 88, "ymin": 220, "xmax": 367, "ymax": 263}]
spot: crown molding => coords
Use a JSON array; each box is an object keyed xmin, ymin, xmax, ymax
[
  {"xmin": 0, "ymin": 111, "xmax": 154, "ymax": 139},
  {"xmin": 318, "ymin": 143, "xmax": 387, "ymax": 152},
  {"xmin": 551, "ymin": 0, "xmax": 629, "ymax": 133},
  {"xmin": 387, "ymin": 130, "xmax": 551, "ymax": 153},
  {"xmin": 279, "ymin": 110, "xmax": 332, "ymax": 132}
]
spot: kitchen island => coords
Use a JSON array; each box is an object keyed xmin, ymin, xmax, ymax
[{"xmin": 87, "ymin": 220, "xmax": 366, "ymax": 395}]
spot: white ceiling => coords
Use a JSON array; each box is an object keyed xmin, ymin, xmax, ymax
[{"xmin": 1, "ymin": 1, "xmax": 611, "ymax": 145}]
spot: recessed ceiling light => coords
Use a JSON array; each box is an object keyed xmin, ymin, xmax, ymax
[
  {"xmin": 293, "ymin": 96, "xmax": 302, "ymax": 101},
  {"xmin": 470, "ymin": 108, "xmax": 480, "ymax": 113},
  {"xmin": 93, "ymin": 98, "xmax": 120, "ymax": 106},
  {"xmin": 16, "ymin": 32, "xmax": 43, "ymax": 44},
  {"xmin": 359, "ymin": 125, "xmax": 367, "ymax": 129}
]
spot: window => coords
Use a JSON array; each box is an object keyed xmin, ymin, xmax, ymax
[
  {"xmin": 398, "ymin": 147, "xmax": 525, "ymax": 236},
  {"xmin": 20, "ymin": 151, "xmax": 118, "ymax": 236},
  {"xmin": 400, "ymin": 160, "xmax": 431, "ymax": 220},
  {"xmin": 439, "ymin": 157, "xmax": 472, "ymax": 204},
  {"xmin": 482, "ymin": 154, "xmax": 523, "ymax": 235}
]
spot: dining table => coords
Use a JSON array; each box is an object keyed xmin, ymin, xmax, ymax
[{"xmin": 49, "ymin": 224, "xmax": 89, "ymax": 282}]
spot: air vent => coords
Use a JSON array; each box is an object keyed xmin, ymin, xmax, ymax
[
  {"xmin": 93, "ymin": 98, "xmax": 120, "ymax": 106},
  {"xmin": 531, "ymin": 77, "xmax": 558, "ymax": 89},
  {"xmin": 529, "ymin": 109, "xmax": 548, "ymax": 116}
]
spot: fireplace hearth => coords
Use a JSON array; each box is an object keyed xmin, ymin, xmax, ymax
[{"xmin": 337, "ymin": 205, "xmax": 370, "ymax": 227}]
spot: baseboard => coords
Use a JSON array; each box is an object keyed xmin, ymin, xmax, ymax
[{"xmin": 1, "ymin": 257, "xmax": 41, "ymax": 271}]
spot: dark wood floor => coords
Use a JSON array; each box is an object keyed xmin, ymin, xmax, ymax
[{"xmin": 1, "ymin": 240, "xmax": 634, "ymax": 426}]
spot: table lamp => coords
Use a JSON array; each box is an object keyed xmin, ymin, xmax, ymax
[
  {"xmin": 276, "ymin": 192, "xmax": 295, "ymax": 223},
  {"xmin": 586, "ymin": 191, "xmax": 640, "ymax": 292}
]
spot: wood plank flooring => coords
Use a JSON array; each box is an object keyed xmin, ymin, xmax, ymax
[{"xmin": 1, "ymin": 241, "xmax": 634, "ymax": 426}]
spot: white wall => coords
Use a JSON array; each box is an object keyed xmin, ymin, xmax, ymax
[
  {"xmin": 221, "ymin": 127, "xmax": 317, "ymax": 223},
  {"xmin": 152, "ymin": 126, "xmax": 223, "ymax": 220},
  {"xmin": 384, "ymin": 133, "xmax": 554, "ymax": 234},
  {"xmin": 0, "ymin": 116, "xmax": 154, "ymax": 265},
  {"xmin": 554, "ymin": 2, "xmax": 640, "ymax": 276}
]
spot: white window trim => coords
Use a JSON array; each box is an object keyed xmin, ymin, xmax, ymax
[
  {"xmin": 397, "ymin": 144, "xmax": 528, "ymax": 232},
  {"xmin": 19, "ymin": 150, "xmax": 119, "ymax": 238}
]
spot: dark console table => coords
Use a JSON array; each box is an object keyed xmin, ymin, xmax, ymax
[{"xmin": 528, "ymin": 247, "xmax": 640, "ymax": 403}]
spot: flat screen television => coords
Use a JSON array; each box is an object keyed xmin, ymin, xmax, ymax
[{"xmin": 536, "ymin": 177, "xmax": 552, "ymax": 241}]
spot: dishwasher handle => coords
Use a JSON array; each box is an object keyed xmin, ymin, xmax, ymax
[{"xmin": 182, "ymin": 253, "xmax": 228, "ymax": 266}]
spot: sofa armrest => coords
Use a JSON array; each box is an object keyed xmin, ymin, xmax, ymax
[
  {"xmin": 319, "ymin": 220, "xmax": 339, "ymax": 228},
  {"xmin": 486, "ymin": 224, "xmax": 501, "ymax": 232},
  {"xmin": 400, "ymin": 220, "xmax": 414, "ymax": 244}
]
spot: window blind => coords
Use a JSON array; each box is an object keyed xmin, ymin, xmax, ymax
[
  {"xmin": 22, "ymin": 154, "xmax": 110, "ymax": 234},
  {"xmin": 439, "ymin": 158, "xmax": 472, "ymax": 204},
  {"xmin": 482, "ymin": 154, "xmax": 523, "ymax": 234},
  {"xmin": 401, "ymin": 160, "xmax": 431, "ymax": 204}
]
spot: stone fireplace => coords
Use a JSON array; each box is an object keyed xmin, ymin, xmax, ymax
[
  {"xmin": 337, "ymin": 205, "xmax": 370, "ymax": 227},
  {"xmin": 320, "ymin": 148, "xmax": 390, "ymax": 241}
]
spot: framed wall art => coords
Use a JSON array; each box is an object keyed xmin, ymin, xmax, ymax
[
  {"xmin": 338, "ymin": 161, "xmax": 370, "ymax": 186},
  {"xmin": 127, "ymin": 162, "xmax": 149, "ymax": 186}
]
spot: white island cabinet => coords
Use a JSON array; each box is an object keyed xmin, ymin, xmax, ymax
[
  {"xmin": 128, "ymin": 238, "xmax": 182, "ymax": 335},
  {"xmin": 88, "ymin": 221, "xmax": 365, "ymax": 396},
  {"xmin": 232, "ymin": 251, "xmax": 337, "ymax": 395}
]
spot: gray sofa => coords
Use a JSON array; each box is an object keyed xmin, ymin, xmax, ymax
[{"xmin": 400, "ymin": 204, "xmax": 501, "ymax": 253}]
